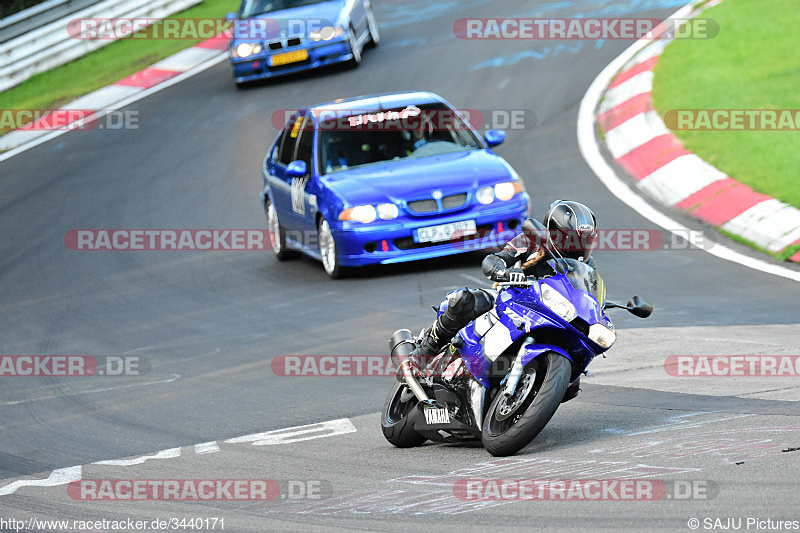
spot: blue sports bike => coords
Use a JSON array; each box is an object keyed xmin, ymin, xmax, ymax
[{"xmin": 382, "ymin": 249, "xmax": 653, "ymax": 456}]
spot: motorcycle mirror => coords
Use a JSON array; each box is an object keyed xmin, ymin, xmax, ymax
[{"xmin": 626, "ymin": 296, "xmax": 653, "ymax": 318}]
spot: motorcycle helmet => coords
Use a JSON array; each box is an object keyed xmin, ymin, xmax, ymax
[{"xmin": 543, "ymin": 200, "xmax": 597, "ymax": 261}]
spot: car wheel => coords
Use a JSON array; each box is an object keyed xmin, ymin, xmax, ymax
[
  {"xmin": 266, "ymin": 198, "xmax": 297, "ymax": 261},
  {"xmin": 366, "ymin": 5, "xmax": 380, "ymax": 47},
  {"xmin": 347, "ymin": 25, "xmax": 362, "ymax": 67},
  {"xmin": 318, "ymin": 216, "xmax": 344, "ymax": 278}
]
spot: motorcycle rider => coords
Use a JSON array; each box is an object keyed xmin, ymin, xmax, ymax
[{"xmin": 411, "ymin": 200, "xmax": 599, "ymax": 360}]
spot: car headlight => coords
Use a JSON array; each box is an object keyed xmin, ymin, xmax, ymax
[
  {"xmin": 476, "ymin": 181, "xmax": 524, "ymax": 204},
  {"xmin": 377, "ymin": 203, "xmax": 398, "ymax": 220},
  {"xmin": 339, "ymin": 205, "xmax": 377, "ymax": 223},
  {"xmin": 540, "ymin": 283, "xmax": 577, "ymax": 322},
  {"xmin": 476, "ymin": 186, "xmax": 494, "ymax": 205},
  {"xmin": 309, "ymin": 25, "xmax": 346, "ymax": 41},
  {"xmin": 235, "ymin": 42, "xmax": 262, "ymax": 58},
  {"xmin": 494, "ymin": 181, "xmax": 524, "ymax": 201},
  {"xmin": 588, "ymin": 323, "xmax": 616, "ymax": 349}
]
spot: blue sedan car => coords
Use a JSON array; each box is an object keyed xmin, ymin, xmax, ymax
[
  {"xmin": 228, "ymin": 0, "xmax": 378, "ymax": 85},
  {"xmin": 262, "ymin": 91, "xmax": 531, "ymax": 278}
]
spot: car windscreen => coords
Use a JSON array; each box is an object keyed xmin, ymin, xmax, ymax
[
  {"xmin": 239, "ymin": 0, "xmax": 327, "ymax": 18},
  {"xmin": 316, "ymin": 103, "xmax": 483, "ymax": 175}
]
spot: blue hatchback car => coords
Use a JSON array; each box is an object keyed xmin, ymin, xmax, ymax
[
  {"xmin": 227, "ymin": 0, "xmax": 378, "ymax": 85},
  {"xmin": 262, "ymin": 91, "xmax": 531, "ymax": 278}
]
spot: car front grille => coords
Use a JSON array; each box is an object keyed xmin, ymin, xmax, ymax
[
  {"xmin": 407, "ymin": 193, "xmax": 469, "ymax": 215},
  {"xmin": 407, "ymin": 199, "xmax": 438, "ymax": 213},
  {"xmin": 442, "ymin": 193, "xmax": 468, "ymax": 209}
]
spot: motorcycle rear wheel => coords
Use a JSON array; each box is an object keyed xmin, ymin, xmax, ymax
[
  {"xmin": 482, "ymin": 352, "xmax": 571, "ymax": 457},
  {"xmin": 381, "ymin": 382, "xmax": 427, "ymax": 448}
]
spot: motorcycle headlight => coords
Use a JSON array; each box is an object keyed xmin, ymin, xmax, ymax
[
  {"xmin": 540, "ymin": 283, "xmax": 576, "ymax": 322},
  {"xmin": 235, "ymin": 42, "xmax": 262, "ymax": 58},
  {"xmin": 589, "ymin": 323, "xmax": 616, "ymax": 349}
]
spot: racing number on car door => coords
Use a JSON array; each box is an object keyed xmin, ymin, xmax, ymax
[
  {"xmin": 290, "ymin": 117, "xmax": 317, "ymax": 240},
  {"xmin": 267, "ymin": 115, "xmax": 303, "ymax": 231},
  {"xmin": 291, "ymin": 177, "xmax": 308, "ymax": 215}
]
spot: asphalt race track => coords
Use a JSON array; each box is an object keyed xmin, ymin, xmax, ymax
[{"xmin": 1, "ymin": 1, "xmax": 799, "ymax": 531}]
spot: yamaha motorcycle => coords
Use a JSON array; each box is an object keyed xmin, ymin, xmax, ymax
[{"xmin": 381, "ymin": 256, "xmax": 653, "ymax": 457}]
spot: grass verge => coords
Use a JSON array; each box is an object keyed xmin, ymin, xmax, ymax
[
  {"xmin": 652, "ymin": 0, "xmax": 800, "ymax": 209},
  {"xmin": 0, "ymin": 0, "xmax": 238, "ymax": 114}
]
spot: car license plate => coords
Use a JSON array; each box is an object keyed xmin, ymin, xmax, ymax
[
  {"xmin": 269, "ymin": 49, "xmax": 309, "ymax": 67},
  {"xmin": 423, "ymin": 407, "xmax": 450, "ymax": 425},
  {"xmin": 414, "ymin": 220, "xmax": 477, "ymax": 244}
]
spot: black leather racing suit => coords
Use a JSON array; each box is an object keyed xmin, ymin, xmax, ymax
[{"xmin": 414, "ymin": 219, "xmax": 551, "ymax": 357}]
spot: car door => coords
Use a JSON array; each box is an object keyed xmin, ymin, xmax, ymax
[
  {"xmin": 266, "ymin": 114, "xmax": 304, "ymax": 233},
  {"xmin": 289, "ymin": 114, "xmax": 318, "ymax": 244}
]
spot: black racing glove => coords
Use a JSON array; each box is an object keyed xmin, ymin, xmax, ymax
[{"xmin": 495, "ymin": 268, "xmax": 527, "ymax": 284}]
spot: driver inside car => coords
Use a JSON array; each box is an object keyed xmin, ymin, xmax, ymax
[
  {"xmin": 402, "ymin": 114, "xmax": 435, "ymax": 155},
  {"xmin": 410, "ymin": 200, "xmax": 599, "ymax": 361}
]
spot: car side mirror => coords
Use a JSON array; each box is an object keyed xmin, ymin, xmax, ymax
[
  {"xmin": 627, "ymin": 296, "xmax": 653, "ymax": 318},
  {"xmin": 286, "ymin": 160, "xmax": 307, "ymax": 178},
  {"xmin": 484, "ymin": 129, "xmax": 506, "ymax": 147}
]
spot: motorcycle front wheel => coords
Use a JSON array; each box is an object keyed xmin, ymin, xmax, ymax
[
  {"xmin": 381, "ymin": 382, "xmax": 427, "ymax": 448},
  {"xmin": 482, "ymin": 351, "xmax": 571, "ymax": 457}
]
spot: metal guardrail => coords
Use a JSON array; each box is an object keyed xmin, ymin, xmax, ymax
[
  {"xmin": 0, "ymin": 0, "xmax": 202, "ymax": 92},
  {"xmin": 1, "ymin": 0, "xmax": 104, "ymax": 43}
]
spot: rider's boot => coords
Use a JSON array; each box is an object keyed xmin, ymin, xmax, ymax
[{"xmin": 411, "ymin": 289, "xmax": 491, "ymax": 369}]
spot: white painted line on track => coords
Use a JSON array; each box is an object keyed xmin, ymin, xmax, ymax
[
  {"xmin": 225, "ymin": 418, "xmax": 357, "ymax": 446},
  {"xmin": 194, "ymin": 441, "xmax": 220, "ymax": 454},
  {"xmin": 93, "ymin": 447, "xmax": 181, "ymax": 466},
  {"xmin": 577, "ymin": 2, "xmax": 800, "ymax": 283},
  {"xmin": 0, "ymin": 466, "xmax": 82, "ymax": 496},
  {"xmin": 0, "ymin": 417, "xmax": 356, "ymax": 496}
]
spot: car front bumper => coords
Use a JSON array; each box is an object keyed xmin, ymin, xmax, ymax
[
  {"xmin": 331, "ymin": 194, "xmax": 530, "ymax": 267},
  {"xmin": 230, "ymin": 39, "xmax": 353, "ymax": 83}
]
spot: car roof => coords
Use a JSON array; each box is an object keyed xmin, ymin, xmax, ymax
[{"xmin": 300, "ymin": 91, "xmax": 447, "ymax": 116}]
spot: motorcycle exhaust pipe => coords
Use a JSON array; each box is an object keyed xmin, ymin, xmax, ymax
[{"xmin": 390, "ymin": 329, "xmax": 433, "ymax": 405}]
